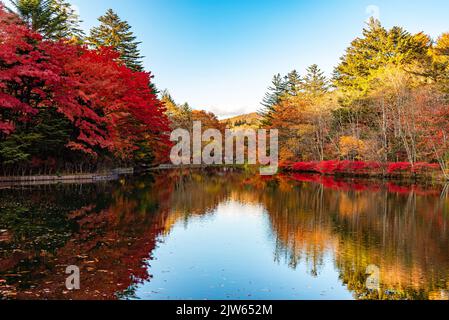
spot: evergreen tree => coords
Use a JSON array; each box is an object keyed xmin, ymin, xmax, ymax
[
  {"xmin": 7, "ymin": 0, "xmax": 83, "ymax": 40},
  {"xmin": 259, "ymin": 73, "xmax": 288, "ymax": 126},
  {"xmin": 286, "ymin": 70, "xmax": 303, "ymax": 96},
  {"xmin": 161, "ymin": 90, "xmax": 192, "ymax": 129},
  {"xmin": 333, "ymin": 18, "xmax": 430, "ymax": 101},
  {"xmin": 50, "ymin": 0, "xmax": 84, "ymax": 40},
  {"xmin": 0, "ymin": 132, "xmax": 37, "ymax": 166},
  {"xmin": 88, "ymin": 9, "xmax": 144, "ymax": 71},
  {"xmin": 160, "ymin": 90, "xmax": 178, "ymax": 115},
  {"xmin": 180, "ymin": 102, "xmax": 192, "ymax": 113},
  {"xmin": 430, "ymin": 33, "xmax": 449, "ymax": 94},
  {"xmin": 302, "ymin": 64, "xmax": 329, "ymax": 98},
  {"xmin": 149, "ymin": 78, "xmax": 159, "ymax": 95},
  {"xmin": 0, "ymin": 108, "xmax": 72, "ymax": 169}
]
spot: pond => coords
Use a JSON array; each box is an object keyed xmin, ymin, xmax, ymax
[{"xmin": 1, "ymin": 169, "xmax": 449, "ymax": 300}]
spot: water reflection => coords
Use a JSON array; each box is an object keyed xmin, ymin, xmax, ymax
[{"xmin": 1, "ymin": 170, "xmax": 449, "ymax": 300}]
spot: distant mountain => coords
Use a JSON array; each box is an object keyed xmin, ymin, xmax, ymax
[{"xmin": 221, "ymin": 112, "xmax": 261, "ymax": 129}]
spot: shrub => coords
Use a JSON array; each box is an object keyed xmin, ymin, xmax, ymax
[
  {"xmin": 292, "ymin": 162, "xmax": 319, "ymax": 173},
  {"xmin": 387, "ymin": 162, "xmax": 412, "ymax": 174},
  {"xmin": 287, "ymin": 160, "xmax": 440, "ymax": 176}
]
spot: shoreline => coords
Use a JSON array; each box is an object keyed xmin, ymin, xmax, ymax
[
  {"xmin": 280, "ymin": 170, "xmax": 446, "ymax": 183},
  {"xmin": 0, "ymin": 173, "xmax": 117, "ymax": 182},
  {"xmin": 0, "ymin": 162, "xmax": 447, "ymax": 188},
  {"xmin": 0, "ymin": 174, "xmax": 119, "ymax": 189},
  {"xmin": 280, "ymin": 161, "xmax": 446, "ymax": 183},
  {"xmin": 0, "ymin": 168, "xmax": 134, "ymax": 186}
]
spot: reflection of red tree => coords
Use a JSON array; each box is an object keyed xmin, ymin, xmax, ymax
[
  {"xmin": 10, "ymin": 177, "xmax": 174, "ymax": 300},
  {"xmin": 288, "ymin": 173, "xmax": 442, "ymax": 196},
  {"xmin": 282, "ymin": 160, "xmax": 440, "ymax": 178},
  {"xmin": 3, "ymin": 171, "xmax": 449, "ymax": 300}
]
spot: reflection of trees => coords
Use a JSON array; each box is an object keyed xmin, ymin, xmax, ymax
[
  {"xmin": 193, "ymin": 172, "xmax": 449, "ymax": 300},
  {"xmin": 0, "ymin": 183, "xmax": 113, "ymax": 299},
  {"xmin": 162, "ymin": 170, "xmax": 236, "ymax": 231},
  {"xmin": 0, "ymin": 176, "xmax": 173, "ymax": 299},
  {"xmin": 177, "ymin": 171, "xmax": 449, "ymax": 299},
  {"xmin": 0, "ymin": 169, "xmax": 246, "ymax": 300},
  {"xmin": 332, "ymin": 188, "xmax": 449, "ymax": 300},
  {"xmin": 255, "ymin": 174, "xmax": 449, "ymax": 300},
  {"xmin": 2, "ymin": 170, "xmax": 449, "ymax": 300},
  {"xmin": 256, "ymin": 180, "xmax": 333, "ymax": 276}
]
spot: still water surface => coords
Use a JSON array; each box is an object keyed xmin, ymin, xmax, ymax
[{"xmin": 1, "ymin": 170, "xmax": 448, "ymax": 300}]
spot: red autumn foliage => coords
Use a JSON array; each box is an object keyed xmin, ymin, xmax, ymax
[
  {"xmin": 291, "ymin": 161, "xmax": 319, "ymax": 172},
  {"xmin": 0, "ymin": 9, "xmax": 53, "ymax": 133},
  {"xmin": 283, "ymin": 160, "xmax": 441, "ymax": 176},
  {"xmin": 0, "ymin": 6, "xmax": 170, "ymax": 160},
  {"xmin": 288, "ymin": 173, "xmax": 441, "ymax": 196},
  {"xmin": 387, "ymin": 162, "xmax": 412, "ymax": 174},
  {"xmin": 411, "ymin": 162, "xmax": 440, "ymax": 173}
]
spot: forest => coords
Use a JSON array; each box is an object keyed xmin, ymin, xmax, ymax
[
  {"xmin": 0, "ymin": 1, "xmax": 171, "ymax": 176},
  {"xmin": 258, "ymin": 19, "xmax": 449, "ymax": 178},
  {"xmin": 1, "ymin": 1, "xmax": 449, "ymax": 179}
]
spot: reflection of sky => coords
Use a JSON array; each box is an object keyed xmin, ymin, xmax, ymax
[
  {"xmin": 131, "ymin": 201, "xmax": 353, "ymax": 300},
  {"xmin": 66, "ymin": 0, "xmax": 449, "ymax": 117}
]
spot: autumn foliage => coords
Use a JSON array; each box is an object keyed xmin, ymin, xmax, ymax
[
  {"xmin": 282, "ymin": 160, "xmax": 440, "ymax": 176},
  {"xmin": 260, "ymin": 18, "xmax": 449, "ymax": 180},
  {"xmin": 0, "ymin": 6, "xmax": 170, "ymax": 172}
]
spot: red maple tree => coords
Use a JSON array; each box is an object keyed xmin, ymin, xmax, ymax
[{"xmin": 0, "ymin": 6, "xmax": 170, "ymax": 163}]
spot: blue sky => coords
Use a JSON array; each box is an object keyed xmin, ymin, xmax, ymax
[{"xmin": 68, "ymin": 0, "xmax": 449, "ymax": 118}]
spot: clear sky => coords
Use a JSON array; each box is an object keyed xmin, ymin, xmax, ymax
[{"xmin": 68, "ymin": 0, "xmax": 449, "ymax": 118}]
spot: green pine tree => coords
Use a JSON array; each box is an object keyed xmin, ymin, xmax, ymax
[
  {"xmin": 88, "ymin": 9, "xmax": 144, "ymax": 71},
  {"xmin": 149, "ymin": 75, "xmax": 159, "ymax": 95},
  {"xmin": 0, "ymin": 133, "xmax": 37, "ymax": 166},
  {"xmin": 0, "ymin": 108, "xmax": 72, "ymax": 169},
  {"xmin": 7, "ymin": 0, "xmax": 84, "ymax": 40},
  {"xmin": 286, "ymin": 70, "xmax": 303, "ymax": 96},
  {"xmin": 50, "ymin": 0, "xmax": 84, "ymax": 40},
  {"xmin": 302, "ymin": 64, "xmax": 329, "ymax": 98},
  {"xmin": 259, "ymin": 73, "xmax": 288, "ymax": 126}
]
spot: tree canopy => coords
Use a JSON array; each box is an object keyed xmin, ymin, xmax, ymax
[
  {"xmin": 6, "ymin": 0, "xmax": 83, "ymax": 40},
  {"xmin": 88, "ymin": 9, "xmax": 144, "ymax": 72},
  {"xmin": 0, "ymin": 6, "xmax": 169, "ymax": 173}
]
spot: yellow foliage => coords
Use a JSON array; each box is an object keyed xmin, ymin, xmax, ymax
[
  {"xmin": 339, "ymin": 136, "xmax": 367, "ymax": 160},
  {"xmin": 431, "ymin": 33, "xmax": 449, "ymax": 63}
]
